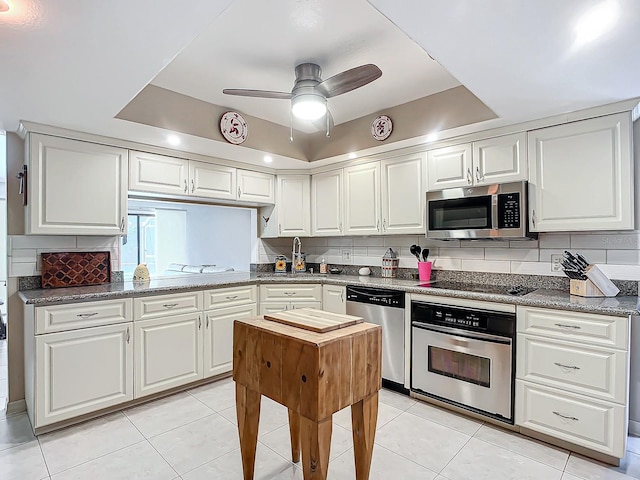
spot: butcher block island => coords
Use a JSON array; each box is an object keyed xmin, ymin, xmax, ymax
[{"xmin": 233, "ymin": 309, "xmax": 382, "ymax": 480}]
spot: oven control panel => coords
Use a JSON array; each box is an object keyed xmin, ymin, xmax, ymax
[
  {"xmin": 497, "ymin": 192, "xmax": 521, "ymax": 229},
  {"xmin": 433, "ymin": 309, "xmax": 487, "ymax": 330}
]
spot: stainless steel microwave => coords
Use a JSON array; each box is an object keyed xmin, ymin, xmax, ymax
[{"xmin": 426, "ymin": 181, "xmax": 536, "ymax": 240}]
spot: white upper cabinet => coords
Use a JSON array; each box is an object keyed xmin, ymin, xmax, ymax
[
  {"xmin": 27, "ymin": 134, "xmax": 128, "ymax": 235},
  {"xmin": 381, "ymin": 153, "xmax": 425, "ymax": 234},
  {"xmin": 344, "ymin": 162, "xmax": 381, "ymax": 235},
  {"xmin": 189, "ymin": 161, "xmax": 236, "ymax": 201},
  {"xmin": 427, "ymin": 133, "xmax": 527, "ymax": 190},
  {"xmin": 528, "ymin": 113, "xmax": 633, "ymax": 232},
  {"xmin": 129, "ymin": 150, "xmax": 189, "ymax": 196},
  {"xmin": 130, "ymin": 151, "xmax": 276, "ymax": 205},
  {"xmin": 276, "ymin": 175, "xmax": 310, "ymax": 236},
  {"xmin": 472, "ymin": 132, "xmax": 527, "ymax": 185},
  {"xmin": 426, "ymin": 143, "xmax": 472, "ymax": 190},
  {"xmin": 237, "ymin": 169, "xmax": 275, "ymax": 203},
  {"xmin": 311, "ymin": 169, "xmax": 344, "ymax": 236}
]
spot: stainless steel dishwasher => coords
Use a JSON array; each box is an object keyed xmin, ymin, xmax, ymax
[{"xmin": 346, "ymin": 285, "xmax": 406, "ymax": 391}]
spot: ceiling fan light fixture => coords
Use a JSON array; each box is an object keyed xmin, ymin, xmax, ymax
[
  {"xmin": 291, "ymin": 93, "xmax": 326, "ymax": 120},
  {"xmin": 0, "ymin": 0, "xmax": 9, "ymax": 12}
]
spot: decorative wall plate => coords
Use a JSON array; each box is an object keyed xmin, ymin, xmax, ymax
[
  {"xmin": 220, "ymin": 111, "xmax": 248, "ymax": 144},
  {"xmin": 371, "ymin": 115, "xmax": 393, "ymax": 141}
]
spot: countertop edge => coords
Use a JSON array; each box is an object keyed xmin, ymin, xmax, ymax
[{"xmin": 18, "ymin": 274, "xmax": 640, "ymax": 317}]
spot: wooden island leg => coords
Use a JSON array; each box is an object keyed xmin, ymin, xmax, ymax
[
  {"xmin": 236, "ymin": 383, "xmax": 261, "ymax": 480},
  {"xmin": 288, "ymin": 409, "xmax": 301, "ymax": 463},
  {"xmin": 351, "ymin": 392, "xmax": 379, "ymax": 480},
  {"xmin": 300, "ymin": 415, "xmax": 332, "ymax": 479}
]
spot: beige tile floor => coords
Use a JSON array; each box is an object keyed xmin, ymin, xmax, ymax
[{"xmin": 2, "ymin": 375, "xmax": 640, "ymax": 479}]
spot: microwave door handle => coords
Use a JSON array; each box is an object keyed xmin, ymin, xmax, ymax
[{"xmin": 491, "ymin": 194, "xmax": 498, "ymax": 229}]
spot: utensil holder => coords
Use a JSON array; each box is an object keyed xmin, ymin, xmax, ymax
[
  {"xmin": 569, "ymin": 265, "xmax": 619, "ymax": 297},
  {"xmin": 418, "ymin": 261, "xmax": 432, "ymax": 281}
]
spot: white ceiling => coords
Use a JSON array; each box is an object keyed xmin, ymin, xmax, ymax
[{"xmin": 1, "ymin": 0, "xmax": 639, "ymax": 169}]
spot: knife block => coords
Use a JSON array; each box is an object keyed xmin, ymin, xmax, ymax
[
  {"xmin": 570, "ymin": 279, "xmax": 606, "ymax": 297},
  {"xmin": 570, "ymin": 265, "xmax": 619, "ymax": 297}
]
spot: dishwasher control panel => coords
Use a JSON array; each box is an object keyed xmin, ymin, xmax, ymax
[{"xmin": 346, "ymin": 286, "xmax": 405, "ymax": 308}]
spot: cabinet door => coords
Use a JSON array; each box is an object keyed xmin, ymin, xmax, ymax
[
  {"xmin": 344, "ymin": 162, "xmax": 381, "ymax": 235},
  {"xmin": 129, "ymin": 150, "xmax": 189, "ymax": 196},
  {"xmin": 259, "ymin": 302, "xmax": 289, "ymax": 315},
  {"xmin": 204, "ymin": 303, "xmax": 257, "ymax": 378},
  {"xmin": 311, "ymin": 169, "xmax": 344, "ymax": 236},
  {"xmin": 28, "ymin": 134, "xmax": 127, "ymax": 235},
  {"xmin": 237, "ymin": 169, "xmax": 275, "ymax": 203},
  {"xmin": 381, "ymin": 154, "xmax": 425, "ymax": 234},
  {"xmin": 189, "ymin": 161, "xmax": 237, "ymax": 200},
  {"xmin": 134, "ymin": 312, "xmax": 203, "ymax": 398},
  {"xmin": 35, "ymin": 323, "xmax": 133, "ymax": 427},
  {"xmin": 277, "ymin": 175, "xmax": 310, "ymax": 236},
  {"xmin": 473, "ymin": 132, "xmax": 527, "ymax": 185},
  {"xmin": 322, "ymin": 285, "xmax": 346, "ymax": 314},
  {"xmin": 528, "ymin": 113, "xmax": 633, "ymax": 232},
  {"xmin": 426, "ymin": 143, "xmax": 472, "ymax": 190}
]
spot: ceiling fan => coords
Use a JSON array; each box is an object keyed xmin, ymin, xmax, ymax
[{"xmin": 223, "ymin": 62, "xmax": 382, "ymax": 138}]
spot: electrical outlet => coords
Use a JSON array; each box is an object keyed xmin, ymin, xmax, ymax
[
  {"xmin": 341, "ymin": 250, "xmax": 351, "ymax": 262},
  {"xmin": 551, "ymin": 254, "xmax": 563, "ymax": 272}
]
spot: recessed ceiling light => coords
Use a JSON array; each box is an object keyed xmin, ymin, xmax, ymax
[
  {"xmin": 348, "ymin": 153, "xmax": 357, "ymax": 160},
  {"xmin": 574, "ymin": 0, "xmax": 619, "ymax": 48},
  {"xmin": 167, "ymin": 134, "xmax": 180, "ymax": 146},
  {"xmin": 0, "ymin": 1, "xmax": 9, "ymax": 12},
  {"xmin": 426, "ymin": 133, "xmax": 439, "ymax": 142},
  {"xmin": 263, "ymin": 155, "xmax": 273, "ymax": 163}
]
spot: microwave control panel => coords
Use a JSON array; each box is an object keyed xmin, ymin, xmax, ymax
[{"xmin": 497, "ymin": 192, "xmax": 521, "ymax": 229}]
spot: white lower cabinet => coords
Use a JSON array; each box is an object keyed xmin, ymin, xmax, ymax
[
  {"xmin": 204, "ymin": 303, "xmax": 257, "ymax": 378},
  {"xmin": 34, "ymin": 322, "xmax": 133, "ymax": 428},
  {"xmin": 134, "ymin": 312, "xmax": 203, "ymax": 398},
  {"xmin": 259, "ymin": 284, "xmax": 322, "ymax": 314},
  {"xmin": 322, "ymin": 284, "xmax": 346, "ymax": 314},
  {"xmin": 515, "ymin": 306, "xmax": 630, "ymax": 458}
]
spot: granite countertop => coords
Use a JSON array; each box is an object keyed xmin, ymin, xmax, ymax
[{"xmin": 18, "ymin": 271, "xmax": 640, "ymax": 316}]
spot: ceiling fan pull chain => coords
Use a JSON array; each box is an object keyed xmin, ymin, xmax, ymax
[
  {"xmin": 289, "ymin": 108, "xmax": 294, "ymax": 143},
  {"xmin": 326, "ymin": 111, "xmax": 330, "ymax": 138}
]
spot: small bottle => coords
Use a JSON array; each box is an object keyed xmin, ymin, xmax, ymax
[{"xmin": 320, "ymin": 257, "xmax": 328, "ymax": 274}]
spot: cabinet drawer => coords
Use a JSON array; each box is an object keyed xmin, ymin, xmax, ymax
[
  {"xmin": 259, "ymin": 284, "xmax": 322, "ymax": 302},
  {"xmin": 35, "ymin": 299, "xmax": 132, "ymax": 334},
  {"xmin": 516, "ymin": 380, "xmax": 626, "ymax": 458},
  {"xmin": 517, "ymin": 335, "xmax": 627, "ymax": 402},
  {"xmin": 203, "ymin": 285, "xmax": 257, "ymax": 310},
  {"xmin": 134, "ymin": 291, "xmax": 203, "ymax": 320},
  {"xmin": 517, "ymin": 307, "xmax": 628, "ymax": 349}
]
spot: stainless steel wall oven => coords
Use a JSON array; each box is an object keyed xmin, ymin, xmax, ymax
[{"xmin": 411, "ymin": 299, "xmax": 516, "ymax": 424}]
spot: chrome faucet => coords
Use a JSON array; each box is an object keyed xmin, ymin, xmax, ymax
[{"xmin": 292, "ymin": 236, "xmax": 302, "ymax": 274}]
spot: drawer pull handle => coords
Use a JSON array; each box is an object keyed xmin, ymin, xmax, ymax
[
  {"xmin": 226, "ymin": 295, "xmax": 238, "ymax": 300},
  {"xmin": 76, "ymin": 313, "xmax": 99, "ymax": 319},
  {"xmin": 126, "ymin": 327, "xmax": 130, "ymax": 344},
  {"xmin": 206, "ymin": 317, "xmax": 209, "ymax": 328},
  {"xmin": 553, "ymin": 411, "xmax": 579, "ymax": 422},
  {"xmin": 554, "ymin": 362, "xmax": 580, "ymax": 371},
  {"xmin": 198, "ymin": 317, "xmax": 202, "ymax": 330},
  {"xmin": 163, "ymin": 303, "xmax": 179, "ymax": 309},
  {"xmin": 554, "ymin": 323, "xmax": 581, "ymax": 330},
  {"xmin": 284, "ymin": 292, "xmax": 296, "ymax": 296}
]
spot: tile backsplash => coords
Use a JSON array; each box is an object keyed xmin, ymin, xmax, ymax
[
  {"xmin": 258, "ymin": 232, "xmax": 640, "ymax": 281},
  {"xmin": 8, "ymin": 235, "xmax": 120, "ymax": 278}
]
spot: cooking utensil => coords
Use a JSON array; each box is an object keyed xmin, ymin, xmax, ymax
[
  {"xmin": 575, "ymin": 253, "xmax": 590, "ymax": 269},
  {"xmin": 410, "ymin": 244, "xmax": 421, "ymax": 261},
  {"xmin": 422, "ymin": 248, "xmax": 429, "ymax": 262}
]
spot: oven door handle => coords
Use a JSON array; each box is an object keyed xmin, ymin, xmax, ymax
[{"xmin": 412, "ymin": 322, "xmax": 512, "ymax": 345}]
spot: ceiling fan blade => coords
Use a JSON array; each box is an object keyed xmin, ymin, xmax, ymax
[
  {"xmin": 317, "ymin": 64, "xmax": 382, "ymax": 98},
  {"xmin": 222, "ymin": 89, "xmax": 291, "ymax": 99}
]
